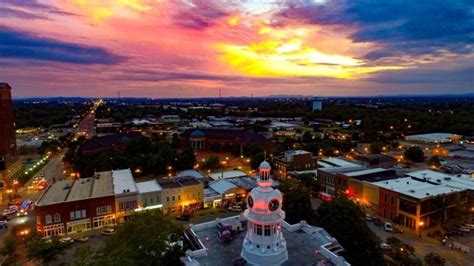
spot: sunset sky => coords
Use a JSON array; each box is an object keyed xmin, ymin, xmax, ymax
[{"xmin": 1, "ymin": 0, "xmax": 473, "ymax": 98}]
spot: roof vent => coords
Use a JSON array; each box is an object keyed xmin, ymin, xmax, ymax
[
  {"xmin": 426, "ymin": 193, "xmax": 430, "ymax": 195},
  {"xmin": 409, "ymin": 189, "xmax": 415, "ymax": 193},
  {"xmin": 444, "ymin": 177, "xmax": 451, "ymax": 181},
  {"xmin": 406, "ymin": 181, "xmax": 409, "ymax": 184}
]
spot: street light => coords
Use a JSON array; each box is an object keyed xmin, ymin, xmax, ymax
[{"xmin": 418, "ymin": 221, "xmax": 424, "ymax": 238}]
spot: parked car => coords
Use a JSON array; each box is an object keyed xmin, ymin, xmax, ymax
[
  {"xmin": 380, "ymin": 241, "xmax": 391, "ymax": 250},
  {"xmin": 0, "ymin": 220, "xmax": 7, "ymax": 229},
  {"xmin": 373, "ymin": 218, "xmax": 383, "ymax": 226},
  {"xmin": 228, "ymin": 205, "xmax": 243, "ymax": 212},
  {"xmin": 365, "ymin": 214, "xmax": 373, "ymax": 222},
  {"xmin": 101, "ymin": 228, "xmax": 116, "ymax": 236},
  {"xmin": 60, "ymin": 237, "xmax": 74, "ymax": 244},
  {"xmin": 74, "ymin": 236, "xmax": 89, "ymax": 243},
  {"xmin": 384, "ymin": 222, "xmax": 393, "ymax": 232},
  {"xmin": 393, "ymin": 225, "xmax": 404, "ymax": 234},
  {"xmin": 2, "ymin": 205, "xmax": 18, "ymax": 216}
]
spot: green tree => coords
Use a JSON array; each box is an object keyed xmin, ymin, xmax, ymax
[
  {"xmin": 315, "ymin": 198, "xmax": 385, "ymax": 266},
  {"xmin": 278, "ymin": 179, "xmax": 315, "ymax": 224},
  {"xmin": 202, "ymin": 155, "xmax": 221, "ymax": 170},
  {"xmin": 96, "ymin": 211, "xmax": 184, "ymax": 265},
  {"xmin": 369, "ymin": 141, "xmax": 385, "ymax": 154},
  {"xmin": 74, "ymin": 245, "xmax": 95, "ymax": 266},
  {"xmin": 1, "ymin": 235, "xmax": 17, "ymax": 256},
  {"xmin": 250, "ymin": 152, "xmax": 265, "ymax": 170},
  {"xmin": 424, "ymin": 252, "xmax": 446, "ymax": 266},
  {"xmin": 27, "ymin": 235, "xmax": 71, "ymax": 264},
  {"xmin": 427, "ymin": 156, "xmax": 441, "ymax": 168},
  {"xmin": 404, "ymin": 146, "xmax": 425, "ymax": 162},
  {"xmin": 177, "ymin": 146, "xmax": 196, "ymax": 170}
]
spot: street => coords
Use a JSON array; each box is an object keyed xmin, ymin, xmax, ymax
[{"xmin": 368, "ymin": 222, "xmax": 474, "ymax": 266}]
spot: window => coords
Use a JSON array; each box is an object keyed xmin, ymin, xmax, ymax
[
  {"xmin": 70, "ymin": 211, "xmax": 75, "ymax": 220},
  {"xmin": 390, "ymin": 196, "xmax": 394, "ymax": 205},
  {"xmin": 384, "ymin": 194, "xmax": 388, "ymax": 203},
  {"xmin": 82, "ymin": 209, "xmax": 86, "ymax": 218},
  {"xmin": 150, "ymin": 197, "xmax": 153, "ymax": 204},
  {"xmin": 45, "ymin": 215, "xmax": 52, "ymax": 224},
  {"xmin": 54, "ymin": 213, "xmax": 61, "ymax": 223},
  {"xmin": 75, "ymin": 210, "xmax": 81, "ymax": 219},
  {"xmin": 178, "ymin": 195, "xmax": 181, "ymax": 200},
  {"xmin": 167, "ymin": 197, "xmax": 170, "ymax": 202},
  {"xmin": 172, "ymin": 196, "xmax": 175, "ymax": 201},
  {"xmin": 256, "ymin": 224, "xmax": 263, "ymax": 236},
  {"xmin": 264, "ymin": 225, "xmax": 271, "ymax": 236}
]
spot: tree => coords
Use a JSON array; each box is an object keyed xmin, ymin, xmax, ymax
[
  {"xmin": 1, "ymin": 235, "xmax": 17, "ymax": 256},
  {"xmin": 369, "ymin": 141, "xmax": 384, "ymax": 154},
  {"xmin": 279, "ymin": 179, "xmax": 316, "ymax": 224},
  {"xmin": 404, "ymin": 146, "xmax": 424, "ymax": 162},
  {"xmin": 315, "ymin": 198, "xmax": 385, "ymax": 266},
  {"xmin": 250, "ymin": 152, "xmax": 265, "ymax": 170},
  {"xmin": 176, "ymin": 146, "xmax": 196, "ymax": 170},
  {"xmin": 27, "ymin": 234, "xmax": 71, "ymax": 264},
  {"xmin": 96, "ymin": 211, "xmax": 184, "ymax": 265},
  {"xmin": 74, "ymin": 245, "xmax": 95, "ymax": 266},
  {"xmin": 424, "ymin": 252, "xmax": 446, "ymax": 266},
  {"xmin": 427, "ymin": 156, "xmax": 441, "ymax": 168},
  {"xmin": 202, "ymin": 155, "xmax": 221, "ymax": 169}
]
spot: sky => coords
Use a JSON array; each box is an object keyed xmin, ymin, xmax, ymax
[{"xmin": 1, "ymin": 0, "xmax": 473, "ymax": 98}]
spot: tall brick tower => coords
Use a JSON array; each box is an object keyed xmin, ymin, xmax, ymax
[{"xmin": 0, "ymin": 83, "xmax": 21, "ymax": 187}]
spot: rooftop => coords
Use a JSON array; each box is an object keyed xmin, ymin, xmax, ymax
[
  {"xmin": 405, "ymin": 133, "xmax": 459, "ymax": 143},
  {"xmin": 157, "ymin": 176, "xmax": 202, "ymax": 189},
  {"xmin": 112, "ymin": 169, "xmax": 138, "ymax": 195},
  {"xmin": 372, "ymin": 177, "xmax": 462, "ymax": 200},
  {"xmin": 36, "ymin": 180, "xmax": 74, "ymax": 206},
  {"xmin": 208, "ymin": 180, "xmax": 237, "ymax": 195},
  {"xmin": 91, "ymin": 171, "xmax": 114, "ymax": 198},
  {"xmin": 319, "ymin": 157, "xmax": 361, "ymax": 168},
  {"xmin": 190, "ymin": 219, "xmax": 344, "ymax": 266},
  {"xmin": 209, "ymin": 170, "xmax": 247, "ymax": 181},
  {"xmin": 136, "ymin": 180, "xmax": 162, "ymax": 194},
  {"xmin": 344, "ymin": 168, "xmax": 392, "ymax": 177}
]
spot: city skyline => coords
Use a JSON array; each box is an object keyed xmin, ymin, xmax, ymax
[{"xmin": 1, "ymin": 0, "xmax": 474, "ymax": 98}]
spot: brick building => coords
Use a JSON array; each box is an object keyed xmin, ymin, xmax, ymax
[
  {"xmin": 35, "ymin": 172, "xmax": 116, "ymax": 237},
  {"xmin": 273, "ymin": 150, "xmax": 318, "ymax": 178},
  {"xmin": 0, "ymin": 82, "xmax": 22, "ymax": 187}
]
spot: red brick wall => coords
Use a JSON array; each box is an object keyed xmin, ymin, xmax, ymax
[
  {"xmin": 35, "ymin": 195, "xmax": 116, "ymax": 230},
  {"xmin": 378, "ymin": 188, "xmax": 398, "ymax": 220}
]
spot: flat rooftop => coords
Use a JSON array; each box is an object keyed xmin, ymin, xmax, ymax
[
  {"xmin": 136, "ymin": 180, "xmax": 162, "ymax": 194},
  {"xmin": 91, "ymin": 171, "xmax": 114, "ymax": 198},
  {"xmin": 112, "ymin": 169, "xmax": 138, "ymax": 195},
  {"xmin": 36, "ymin": 180, "xmax": 74, "ymax": 206},
  {"xmin": 319, "ymin": 157, "xmax": 361, "ymax": 168},
  {"xmin": 194, "ymin": 227, "xmax": 336, "ymax": 266}
]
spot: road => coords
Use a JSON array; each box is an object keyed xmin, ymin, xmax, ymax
[
  {"xmin": 368, "ymin": 222, "xmax": 474, "ymax": 266},
  {"xmin": 74, "ymin": 99, "xmax": 100, "ymax": 140}
]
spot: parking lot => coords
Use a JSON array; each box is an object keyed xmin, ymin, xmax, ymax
[{"xmin": 367, "ymin": 221, "xmax": 474, "ymax": 266}]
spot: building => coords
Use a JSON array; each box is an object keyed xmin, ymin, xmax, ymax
[
  {"xmin": 162, "ymin": 115, "xmax": 180, "ymax": 123},
  {"xmin": 335, "ymin": 168, "xmax": 396, "ymax": 200},
  {"xmin": 273, "ymin": 150, "xmax": 318, "ymax": 178},
  {"xmin": 405, "ymin": 133, "xmax": 462, "ymax": 144},
  {"xmin": 77, "ymin": 132, "xmax": 143, "ymax": 156},
  {"xmin": 317, "ymin": 157, "xmax": 363, "ymax": 196},
  {"xmin": 208, "ymin": 170, "xmax": 247, "ymax": 181},
  {"xmin": 136, "ymin": 180, "xmax": 162, "ymax": 211},
  {"xmin": 158, "ymin": 176, "xmax": 204, "ymax": 213},
  {"xmin": 0, "ymin": 83, "xmax": 22, "ymax": 187},
  {"xmin": 181, "ymin": 128, "xmax": 273, "ymax": 154},
  {"xmin": 371, "ymin": 170, "xmax": 474, "ymax": 230},
  {"xmin": 354, "ymin": 154, "xmax": 397, "ymax": 168},
  {"xmin": 112, "ymin": 169, "xmax": 139, "ymax": 222},
  {"xmin": 35, "ymin": 172, "xmax": 116, "ymax": 237},
  {"xmin": 182, "ymin": 161, "xmax": 349, "ymax": 265},
  {"xmin": 312, "ymin": 97, "xmax": 323, "ymax": 111}
]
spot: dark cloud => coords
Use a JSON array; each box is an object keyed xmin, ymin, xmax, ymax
[
  {"xmin": 2, "ymin": 0, "xmax": 78, "ymax": 17},
  {"xmin": 0, "ymin": 7, "xmax": 49, "ymax": 20},
  {"xmin": 276, "ymin": 0, "xmax": 474, "ymax": 60},
  {"xmin": 0, "ymin": 26, "xmax": 126, "ymax": 65},
  {"xmin": 173, "ymin": 0, "xmax": 233, "ymax": 30}
]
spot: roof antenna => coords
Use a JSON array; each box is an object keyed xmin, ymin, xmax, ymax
[{"xmin": 264, "ymin": 150, "xmax": 267, "ymax": 161}]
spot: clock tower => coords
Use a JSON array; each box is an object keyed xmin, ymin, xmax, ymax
[{"xmin": 241, "ymin": 160, "xmax": 288, "ymax": 265}]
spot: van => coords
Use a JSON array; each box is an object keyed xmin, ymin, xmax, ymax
[
  {"xmin": 384, "ymin": 222, "xmax": 393, "ymax": 232},
  {"xmin": 101, "ymin": 228, "xmax": 116, "ymax": 236}
]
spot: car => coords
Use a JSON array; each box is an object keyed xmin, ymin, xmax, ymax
[
  {"xmin": 2, "ymin": 205, "xmax": 18, "ymax": 216},
  {"xmin": 365, "ymin": 214, "xmax": 373, "ymax": 222},
  {"xmin": 74, "ymin": 236, "xmax": 89, "ymax": 243},
  {"xmin": 463, "ymin": 224, "xmax": 474, "ymax": 230},
  {"xmin": 373, "ymin": 218, "xmax": 383, "ymax": 226},
  {"xmin": 393, "ymin": 225, "xmax": 404, "ymax": 234},
  {"xmin": 0, "ymin": 220, "xmax": 7, "ymax": 229},
  {"xmin": 228, "ymin": 205, "xmax": 243, "ymax": 212},
  {"xmin": 176, "ymin": 212, "xmax": 191, "ymax": 221},
  {"xmin": 60, "ymin": 237, "xmax": 74, "ymax": 244},
  {"xmin": 380, "ymin": 241, "xmax": 391, "ymax": 250},
  {"xmin": 101, "ymin": 228, "xmax": 116, "ymax": 236},
  {"xmin": 384, "ymin": 222, "xmax": 393, "ymax": 232}
]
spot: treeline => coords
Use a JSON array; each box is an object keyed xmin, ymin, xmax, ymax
[
  {"xmin": 14, "ymin": 102, "xmax": 89, "ymax": 128},
  {"xmin": 69, "ymin": 137, "xmax": 196, "ymax": 178}
]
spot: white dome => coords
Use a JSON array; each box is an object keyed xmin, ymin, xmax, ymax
[{"xmin": 259, "ymin": 160, "xmax": 271, "ymax": 170}]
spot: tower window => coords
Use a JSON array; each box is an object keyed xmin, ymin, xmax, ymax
[
  {"xmin": 264, "ymin": 225, "xmax": 271, "ymax": 236},
  {"xmin": 256, "ymin": 224, "xmax": 263, "ymax": 235}
]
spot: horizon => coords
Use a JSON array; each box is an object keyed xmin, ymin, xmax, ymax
[{"xmin": 1, "ymin": 1, "xmax": 474, "ymax": 97}]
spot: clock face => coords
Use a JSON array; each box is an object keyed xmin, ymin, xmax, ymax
[
  {"xmin": 268, "ymin": 199, "xmax": 279, "ymax": 211},
  {"xmin": 248, "ymin": 196, "xmax": 254, "ymax": 208}
]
